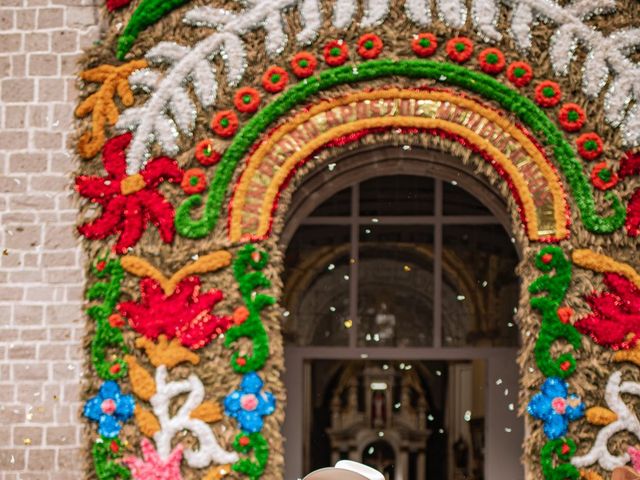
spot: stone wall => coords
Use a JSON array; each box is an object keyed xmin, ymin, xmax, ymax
[{"xmin": 0, "ymin": 1, "xmax": 98, "ymax": 478}]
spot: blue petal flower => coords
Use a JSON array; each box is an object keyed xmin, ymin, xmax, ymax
[
  {"xmin": 99, "ymin": 380, "xmax": 121, "ymax": 400},
  {"xmin": 241, "ymin": 372, "xmax": 263, "ymax": 394},
  {"xmin": 527, "ymin": 392, "xmax": 551, "ymax": 420},
  {"xmin": 224, "ymin": 372, "xmax": 276, "ymax": 434},
  {"xmin": 114, "ymin": 393, "xmax": 135, "ymax": 421},
  {"xmin": 84, "ymin": 396, "xmax": 104, "ymax": 421},
  {"xmin": 527, "ymin": 376, "xmax": 584, "ymax": 440},
  {"xmin": 99, "ymin": 413, "xmax": 122, "ymax": 438},
  {"xmin": 541, "ymin": 377, "xmax": 568, "ymax": 399},
  {"xmin": 543, "ymin": 413, "xmax": 567, "ymax": 440}
]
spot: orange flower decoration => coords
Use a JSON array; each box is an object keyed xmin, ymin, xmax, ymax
[
  {"xmin": 234, "ymin": 87, "xmax": 261, "ymax": 113},
  {"xmin": 211, "ymin": 110, "xmax": 238, "ymax": 138},
  {"xmin": 262, "ymin": 66, "xmax": 288, "ymax": 93},
  {"xmin": 181, "ymin": 168, "xmax": 207, "ymax": 194}
]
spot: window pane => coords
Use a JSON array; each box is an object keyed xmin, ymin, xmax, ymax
[
  {"xmin": 443, "ymin": 182, "xmax": 493, "ymax": 215},
  {"xmin": 283, "ymin": 225, "xmax": 351, "ymax": 346},
  {"xmin": 309, "ymin": 187, "xmax": 352, "ymax": 216},
  {"xmin": 441, "ymin": 225, "xmax": 519, "ymax": 346},
  {"xmin": 358, "ymin": 225, "xmax": 434, "ymax": 347},
  {"xmin": 360, "ymin": 175, "xmax": 434, "ymax": 216}
]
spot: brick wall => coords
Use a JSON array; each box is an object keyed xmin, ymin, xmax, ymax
[{"xmin": 0, "ymin": 1, "xmax": 99, "ymax": 478}]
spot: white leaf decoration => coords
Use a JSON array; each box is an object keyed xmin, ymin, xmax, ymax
[
  {"xmin": 190, "ymin": 62, "xmax": 218, "ymax": 108},
  {"xmin": 333, "ymin": 0, "xmax": 357, "ymax": 29},
  {"xmin": 436, "ymin": 0, "xmax": 467, "ymax": 29},
  {"xmin": 118, "ymin": 0, "xmax": 640, "ymax": 170},
  {"xmin": 405, "ymin": 0, "xmax": 432, "ymax": 26},
  {"xmin": 549, "ymin": 24, "xmax": 580, "ymax": 76},
  {"xmin": 146, "ymin": 42, "xmax": 190, "ymax": 64},
  {"xmin": 472, "ymin": 0, "xmax": 501, "ymax": 41},
  {"xmin": 572, "ymin": 371, "xmax": 640, "ymax": 471},
  {"xmin": 151, "ymin": 366, "xmax": 239, "ymax": 468},
  {"xmin": 510, "ymin": 2, "xmax": 534, "ymax": 50},
  {"xmin": 361, "ymin": 0, "xmax": 391, "ymax": 27},
  {"xmin": 297, "ymin": 0, "xmax": 322, "ymax": 44}
]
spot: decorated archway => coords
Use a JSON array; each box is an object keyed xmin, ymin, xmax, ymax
[{"xmin": 75, "ymin": 1, "xmax": 640, "ymax": 479}]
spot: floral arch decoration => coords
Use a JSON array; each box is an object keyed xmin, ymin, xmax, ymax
[{"xmin": 74, "ymin": 0, "xmax": 640, "ymax": 479}]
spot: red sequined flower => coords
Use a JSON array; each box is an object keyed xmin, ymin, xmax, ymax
[
  {"xmin": 106, "ymin": 0, "xmax": 131, "ymax": 11},
  {"xmin": 411, "ymin": 33, "xmax": 438, "ymax": 57},
  {"xmin": 234, "ymin": 87, "xmax": 261, "ymax": 113},
  {"xmin": 558, "ymin": 103, "xmax": 586, "ymax": 132},
  {"xmin": 506, "ymin": 61, "xmax": 533, "ymax": 87},
  {"xmin": 591, "ymin": 162, "xmax": 619, "ymax": 190},
  {"xmin": 323, "ymin": 40, "xmax": 349, "ymax": 66},
  {"xmin": 357, "ymin": 33, "xmax": 383, "ymax": 59},
  {"xmin": 478, "ymin": 48, "xmax": 505, "ymax": 74},
  {"xmin": 262, "ymin": 66, "xmax": 288, "ymax": 93},
  {"xmin": 577, "ymin": 132, "xmax": 604, "ymax": 160},
  {"xmin": 446, "ymin": 37, "xmax": 473, "ymax": 63},
  {"xmin": 211, "ymin": 110, "xmax": 238, "ymax": 138},
  {"xmin": 75, "ymin": 133, "xmax": 183, "ymax": 254},
  {"xmin": 181, "ymin": 168, "xmax": 207, "ymax": 194},
  {"xmin": 291, "ymin": 52, "xmax": 317, "ymax": 78},
  {"xmin": 118, "ymin": 276, "xmax": 232, "ymax": 350},
  {"xmin": 195, "ymin": 139, "xmax": 222, "ymax": 166},
  {"xmin": 534, "ymin": 81, "xmax": 562, "ymax": 108}
]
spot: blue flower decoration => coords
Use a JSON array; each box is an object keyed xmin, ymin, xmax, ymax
[
  {"xmin": 527, "ymin": 377, "xmax": 584, "ymax": 439},
  {"xmin": 224, "ymin": 372, "xmax": 276, "ymax": 433},
  {"xmin": 84, "ymin": 381, "xmax": 135, "ymax": 438}
]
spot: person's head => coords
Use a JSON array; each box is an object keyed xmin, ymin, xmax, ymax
[{"xmin": 303, "ymin": 461, "xmax": 384, "ymax": 480}]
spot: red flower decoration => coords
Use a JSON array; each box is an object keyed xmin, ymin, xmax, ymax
[
  {"xmin": 262, "ymin": 66, "xmax": 288, "ymax": 93},
  {"xmin": 118, "ymin": 276, "xmax": 232, "ymax": 350},
  {"xmin": 75, "ymin": 133, "xmax": 183, "ymax": 254},
  {"xmin": 234, "ymin": 87, "xmax": 261, "ymax": 113},
  {"xmin": 195, "ymin": 139, "xmax": 222, "ymax": 166},
  {"xmin": 591, "ymin": 162, "xmax": 619, "ymax": 191},
  {"xmin": 577, "ymin": 132, "xmax": 604, "ymax": 160},
  {"xmin": 291, "ymin": 52, "xmax": 317, "ymax": 78},
  {"xmin": 446, "ymin": 37, "xmax": 473, "ymax": 63},
  {"xmin": 357, "ymin": 33, "xmax": 383, "ymax": 59},
  {"xmin": 211, "ymin": 110, "xmax": 238, "ymax": 138},
  {"xmin": 478, "ymin": 48, "xmax": 505, "ymax": 74},
  {"xmin": 558, "ymin": 103, "xmax": 586, "ymax": 132},
  {"xmin": 106, "ymin": 0, "xmax": 131, "ymax": 11},
  {"xmin": 506, "ymin": 61, "xmax": 533, "ymax": 87},
  {"xmin": 181, "ymin": 168, "xmax": 207, "ymax": 194},
  {"xmin": 412, "ymin": 33, "xmax": 438, "ymax": 57},
  {"xmin": 323, "ymin": 40, "xmax": 349, "ymax": 66},
  {"xmin": 534, "ymin": 81, "xmax": 562, "ymax": 108},
  {"xmin": 621, "ymin": 151, "xmax": 640, "ymax": 237},
  {"xmin": 574, "ymin": 273, "xmax": 640, "ymax": 350}
]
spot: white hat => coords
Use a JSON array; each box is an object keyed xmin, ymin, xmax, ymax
[{"xmin": 303, "ymin": 460, "xmax": 385, "ymax": 480}]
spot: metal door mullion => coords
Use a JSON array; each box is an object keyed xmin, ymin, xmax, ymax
[
  {"xmin": 434, "ymin": 179, "xmax": 443, "ymax": 348},
  {"xmin": 349, "ymin": 183, "xmax": 360, "ymax": 348}
]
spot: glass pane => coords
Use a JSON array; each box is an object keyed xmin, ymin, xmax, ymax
[
  {"xmin": 305, "ymin": 359, "xmax": 508, "ymax": 480},
  {"xmin": 283, "ymin": 225, "xmax": 351, "ymax": 346},
  {"xmin": 441, "ymin": 225, "xmax": 519, "ymax": 346},
  {"xmin": 360, "ymin": 175, "xmax": 434, "ymax": 216},
  {"xmin": 443, "ymin": 182, "xmax": 493, "ymax": 215},
  {"xmin": 309, "ymin": 187, "xmax": 352, "ymax": 216},
  {"xmin": 358, "ymin": 225, "xmax": 434, "ymax": 347}
]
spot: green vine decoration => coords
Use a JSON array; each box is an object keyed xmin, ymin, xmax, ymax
[
  {"xmin": 86, "ymin": 256, "xmax": 128, "ymax": 380},
  {"xmin": 116, "ymin": 0, "xmax": 188, "ymax": 60},
  {"xmin": 232, "ymin": 432, "xmax": 270, "ymax": 480},
  {"xmin": 540, "ymin": 438, "xmax": 580, "ymax": 480},
  {"xmin": 225, "ymin": 245, "xmax": 275, "ymax": 373},
  {"xmin": 92, "ymin": 437, "xmax": 131, "ymax": 480},
  {"xmin": 175, "ymin": 59, "xmax": 625, "ymax": 239},
  {"xmin": 529, "ymin": 246, "xmax": 581, "ymax": 379}
]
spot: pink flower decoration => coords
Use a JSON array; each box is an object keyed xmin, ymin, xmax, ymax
[
  {"xmin": 241, "ymin": 394, "xmax": 259, "ymax": 411},
  {"xmin": 101, "ymin": 399, "xmax": 116, "ymax": 415},
  {"xmin": 629, "ymin": 446, "xmax": 640, "ymax": 472},
  {"xmin": 123, "ymin": 438, "xmax": 184, "ymax": 480},
  {"xmin": 551, "ymin": 397, "xmax": 567, "ymax": 415}
]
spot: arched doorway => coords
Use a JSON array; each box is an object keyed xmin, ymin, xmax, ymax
[{"xmin": 280, "ymin": 147, "xmax": 524, "ymax": 479}]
